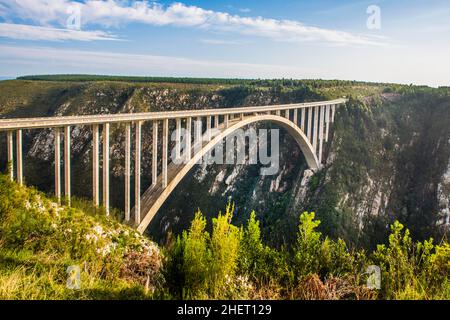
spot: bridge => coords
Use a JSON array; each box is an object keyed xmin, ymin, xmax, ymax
[{"xmin": 0, "ymin": 98, "xmax": 346, "ymax": 233}]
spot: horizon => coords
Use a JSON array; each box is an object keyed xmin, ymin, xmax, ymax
[
  {"xmin": 2, "ymin": 74, "xmax": 446, "ymax": 89},
  {"xmin": 1, "ymin": 1, "xmax": 450, "ymax": 87}
]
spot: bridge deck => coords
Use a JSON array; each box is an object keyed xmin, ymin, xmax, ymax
[{"xmin": 0, "ymin": 99, "xmax": 345, "ymax": 130}]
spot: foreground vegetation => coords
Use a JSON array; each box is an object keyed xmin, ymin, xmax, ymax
[
  {"xmin": 164, "ymin": 205, "xmax": 449, "ymax": 300},
  {"xmin": 0, "ymin": 174, "xmax": 448, "ymax": 300},
  {"xmin": 0, "ymin": 174, "xmax": 162, "ymax": 299}
]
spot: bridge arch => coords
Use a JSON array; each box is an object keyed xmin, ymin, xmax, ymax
[{"xmin": 136, "ymin": 114, "xmax": 319, "ymax": 233}]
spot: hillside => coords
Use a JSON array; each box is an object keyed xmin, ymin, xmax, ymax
[
  {"xmin": 0, "ymin": 79, "xmax": 449, "ymax": 250},
  {"xmin": 1, "ymin": 174, "xmax": 449, "ymax": 300},
  {"xmin": 0, "ymin": 174, "xmax": 162, "ymax": 299}
]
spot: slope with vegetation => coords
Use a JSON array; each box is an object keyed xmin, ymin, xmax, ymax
[
  {"xmin": 0, "ymin": 174, "xmax": 162, "ymax": 299},
  {"xmin": 0, "ymin": 175, "xmax": 448, "ymax": 299}
]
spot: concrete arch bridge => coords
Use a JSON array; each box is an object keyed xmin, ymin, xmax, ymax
[{"xmin": 0, "ymin": 98, "xmax": 346, "ymax": 233}]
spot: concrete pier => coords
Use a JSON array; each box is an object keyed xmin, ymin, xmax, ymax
[
  {"xmin": 162, "ymin": 119, "xmax": 168, "ymax": 188},
  {"xmin": 54, "ymin": 128, "xmax": 61, "ymax": 203},
  {"xmin": 152, "ymin": 121, "xmax": 158, "ymax": 186},
  {"xmin": 102, "ymin": 123, "xmax": 110, "ymax": 215},
  {"xmin": 318, "ymin": 106, "xmax": 325, "ymax": 164},
  {"xmin": 64, "ymin": 126, "xmax": 70, "ymax": 205},
  {"xmin": 134, "ymin": 121, "xmax": 142, "ymax": 224},
  {"xmin": 7, "ymin": 131, "xmax": 13, "ymax": 180},
  {"xmin": 185, "ymin": 117, "xmax": 191, "ymax": 161},
  {"xmin": 124, "ymin": 123, "xmax": 131, "ymax": 221},
  {"xmin": 92, "ymin": 124, "xmax": 99, "ymax": 206}
]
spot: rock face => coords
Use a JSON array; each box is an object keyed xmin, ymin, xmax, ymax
[
  {"xmin": 0, "ymin": 80, "xmax": 449, "ymax": 248},
  {"xmin": 438, "ymin": 155, "xmax": 450, "ymax": 227}
]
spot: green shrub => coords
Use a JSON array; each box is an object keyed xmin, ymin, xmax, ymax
[
  {"xmin": 182, "ymin": 211, "xmax": 210, "ymax": 299},
  {"xmin": 209, "ymin": 203, "xmax": 241, "ymax": 298},
  {"xmin": 293, "ymin": 212, "xmax": 323, "ymax": 278},
  {"xmin": 239, "ymin": 211, "xmax": 263, "ymax": 278},
  {"xmin": 371, "ymin": 221, "xmax": 450, "ymax": 299}
]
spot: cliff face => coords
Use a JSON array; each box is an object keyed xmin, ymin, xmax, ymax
[
  {"xmin": 302, "ymin": 95, "xmax": 450, "ymax": 248},
  {"xmin": 0, "ymin": 80, "xmax": 448, "ymax": 248},
  {"xmin": 157, "ymin": 94, "xmax": 450, "ymax": 248}
]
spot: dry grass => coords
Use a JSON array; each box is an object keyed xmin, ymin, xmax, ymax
[{"xmin": 292, "ymin": 274, "xmax": 377, "ymax": 300}]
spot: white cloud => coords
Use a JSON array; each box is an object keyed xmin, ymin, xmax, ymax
[
  {"xmin": 0, "ymin": 0, "xmax": 384, "ymax": 46},
  {"xmin": 0, "ymin": 23, "xmax": 118, "ymax": 41},
  {"xmin": 199, "ymin": 38, "xmax": 245, "ymax": 45},
  {"xmin": 239, "ymin": 8, "xmax": 251, "ymax": 13}
]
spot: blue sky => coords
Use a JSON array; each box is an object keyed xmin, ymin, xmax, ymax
[{"xmin": 0, "ymin": 0, "xmax": 449, "ymax": 86}]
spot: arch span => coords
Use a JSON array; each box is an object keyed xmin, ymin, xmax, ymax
[{"xmin": 136, "ymin": 114, "xmax": 319, "ymax": 233}]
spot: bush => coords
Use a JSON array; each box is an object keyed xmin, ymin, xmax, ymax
[
  {"xmin": 209, "ymin": 203, "xmax": 241, "ymax": 298},
  {"xmin": 182, "ymin": 211, "xmax": 210, "ymax": 298},
  {"xmin": 164, "ymin": 204, "xmax": 242, "ymax": 299},
  {"xmin": 293, "ymin": 212, "xmax": 324, "ymax": 278},
  {"xmin": 371, "ymin": 221, "xmax": 450, "ymax": 299}
]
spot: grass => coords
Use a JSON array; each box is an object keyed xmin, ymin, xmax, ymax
[{"xmin": 0, "ymin": 174, "xmax": 162, "ymax": 300}]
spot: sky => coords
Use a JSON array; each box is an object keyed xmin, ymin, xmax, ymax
[{"xmin": 0, "ymin": 0, "xmax": 449, "ymax": 87}]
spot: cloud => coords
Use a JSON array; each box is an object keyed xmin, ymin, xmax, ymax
[
  {"xmin": 0, "ymin": 23, "xmax": 118, "ymax": 41},
  {"xmin": 0, "ymin": 44, "xmax": 316, "ymax": 78},
  {"xmin": 0, "ymin": 0, "xmax": 384, "ymax": 46},
  {"xmin": 199, "ymin": 38, "xmax": 245, "ymax": 45},
  {"xmin": 239, "ymin": 8, "xmax": 251, "ymax": 13}
]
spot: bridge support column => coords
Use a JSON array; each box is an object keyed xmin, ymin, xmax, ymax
[
  {"xmin": 285, "ymin": 110, "xmax": 290, "ymax": 119},
  {"xmin": 7, "ymin": 131, "xmax": 13, "ymax": 180},
  {"xmin": 293, "ymin": 109, "xmax": 298, "ymax": 126},
  {"xmin": 64, "ymin": 126, "xmax": 70, "ymax": 205},
  {"xmin": 135, "ymin": 121, "xmax": 142, "ymax": 224},
  {"xmin": 214, "ymin": 115, "xmax": 219, "ymax": 128},
  {"xmin": 313, "ymin": 107, "xmax": 319, "ymax": 153},
  {"xmin": 162, "ymin": 119, "xmax": 168, "ymax": 188},
  {"xmin": 124, "ymin": 123, "xmax": 131, "ymax": 222},
  {"xmin": 331, "ymin": 104, "xmax": 336, "ymax": 122},
  {"xmin": 307, "ymin": 107, "xmax": 312, "ymax": 140},
  {"xmin": 16, "ymin": 130, "xmax": 23, "ymax": 185},
  {"xmin": 318, "ymin": 106, "xmax": 325, "ymax": 164},
  {"xmin": 92, "ymin": 124, "xmax": 99, "ymax": 206},
  {"xmin": 195, "ymin": 117, "xmax": 202, "ymax": 144},
  {"xmin": 102, "ymin": 123, "xmax": 110, "ymax": 215},
  {"xmin": 301, "ymin": 108, "xmax": 306, "ymax": 132},
  {"xmin": 175, "ymin": 118, "xmax": 181, "ymax": 160},
  {"xmin": 224, "ymin": 114, "xmax": 229, "ymax": 128},
  {"xmin": 185, "ymin": 118, "xmax": 191, "ymax": 161},
  {"xmin": 54, "ymin": 128, "xmax": 61, "ymax": 204},
  {"xmin": 325, "ymin": 105, "xmax": 330, "ymax": 142},
  {"xmin": 152, "ymin": 121, "xmax": 158, "ymax": 186},
  {"xmin": 240, "ymin": 113, "xmax": 244, "ymax": 121},
  {"xmin": 206, "ymin": 116, "xmax": 212, "ymax": 141},
  {"xmin": 276, "ymin": 110, "xmax": 281, "ymax": 116}
]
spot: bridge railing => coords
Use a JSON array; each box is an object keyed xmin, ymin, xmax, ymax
[{"xmin": 0, "ymin": 98, "xmax": 346, "ymax": 228}]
